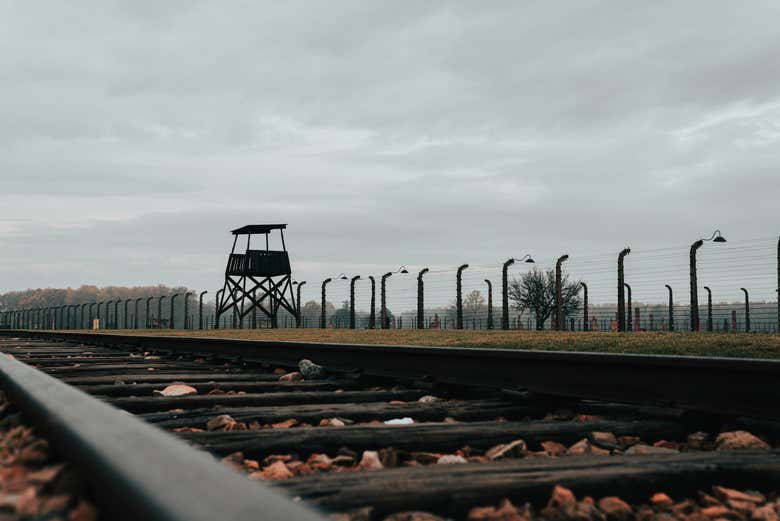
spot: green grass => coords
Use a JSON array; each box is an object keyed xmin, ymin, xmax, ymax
[{"xmin": 70, "ymin": 328, "xmax": 780, "ymax": 360}]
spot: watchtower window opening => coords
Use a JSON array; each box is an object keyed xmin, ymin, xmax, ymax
[{"xmin": 231, "ymin": 224, "xmax": 288, "ymax": 253}]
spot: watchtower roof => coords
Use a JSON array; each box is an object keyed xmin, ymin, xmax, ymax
[{"xmin": 231, "ymin": 224, "xmax": 287, "ymax": 235}]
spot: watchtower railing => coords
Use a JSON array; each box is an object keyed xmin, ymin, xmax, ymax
[{"xmin": 226, "ymin": 250, "xmax": 291, "ymax": 277}]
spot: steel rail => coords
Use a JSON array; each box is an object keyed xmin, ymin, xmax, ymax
[
  {"xmin": 4, "ymin": 330, "xmax": 780, "ymax": 420},
  {"xmin": 0, "ymin": 351, "xmax": 326, "ymax": 521}
]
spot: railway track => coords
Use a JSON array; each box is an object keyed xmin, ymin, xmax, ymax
[{"xmin": 1, "ymin": 330, "xmax": 780, "ymax": 520}]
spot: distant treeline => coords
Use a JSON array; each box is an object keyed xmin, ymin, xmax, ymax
[
  {"xmin": 0, "ymin": 285, "xmax": 194, "ymax": 310},
  {"xmin": 0, "ymin": 285, "xmax": 213, "ymax": 330}
]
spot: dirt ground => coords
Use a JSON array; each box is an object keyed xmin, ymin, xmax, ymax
[{"xmin": 70, "ymin": 328, "xmax": 780, "ymax": 360}]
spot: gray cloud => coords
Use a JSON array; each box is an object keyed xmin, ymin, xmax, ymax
[{"xmin": 1, "ymin": 1, "xmax": 779, "ymax": 305}]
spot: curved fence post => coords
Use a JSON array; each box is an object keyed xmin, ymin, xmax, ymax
[
  {"xmin": 199, "ymin": 291, "xmax": 208, "ymax": 330},
  {"xmin": 456, "ymin": 264, "xmax": 469, "ymax": 330},
  {"xmin": 380, "ymin": 273, "xmax": 391, "ymax": 329},
  {"xmin": 368, "ymin": 276, "xmax": 376, "ymax": 329},
  {"xmin": 617, "ymin": 248, "xmax": 631, "ymax": 332},
  {"xmin": 502, "ymin": 258, "xmax": 514, "ymax": 330},
  {"xmin": 484, "ymin": 279, "xmax": 493, "ymax": 330},
  {"xmin": 417, "ymin": 268, "xmax": 429, "ymax": 329},
  {"xmin": 581, "ymin": 282, "xmax": 589, "ymax": 332},
  {"xmin": 170, "ymin": 293, "xmax": 180, "ymax": 329},
  {"xmin": 349, "ymin": 276, "xmax": 361, "ymax": 329},
  {"xmin": 295, "ymin": 283, "xmax": 305, "ymax": 328},
  {"xmin": 157, "ymin": 296, "xmax": 166, "ymax": 329},
  {"xmin": 183, "ymin": 292, "xmax": 193, "ymax": 329},
  {"xmin": 690, "ymin": 240, "xmax": 704, "ymax": 332},
  {"xmin": 555, "ymin": 255, "xmax": 569, "ymax": 331},
  {"xmin": 321, "ymin": 279, "xmax": 332, "ymax": 329}
]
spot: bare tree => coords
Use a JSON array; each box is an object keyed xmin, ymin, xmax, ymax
[
  {"xmin": 301, "ymin": 300, "xmax": 335, "ymax": 324},
  {"xmin": 508, "ymin": 268, "xmax": 581, "ymax": 330},
  {"xmin": 462, "ymin": 290, "xmax": 486, "ymax": 323},
  {"xmin": 330, "ymin": 300, "xmax": 351, "ymax": 327}
]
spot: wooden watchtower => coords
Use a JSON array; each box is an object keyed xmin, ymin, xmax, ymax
[{"xmin": 214, "ymin": 224, "xmax": 297, "ymax": 328}]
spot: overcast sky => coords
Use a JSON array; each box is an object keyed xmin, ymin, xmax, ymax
[{"xmin": 1, "ymin": 1, "xmax": 779, "ymax": 305}]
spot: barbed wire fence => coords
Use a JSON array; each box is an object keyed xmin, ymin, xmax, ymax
[{"xmin": 2, "ymin": 235, "xmax": 779, "ymax": 334}]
